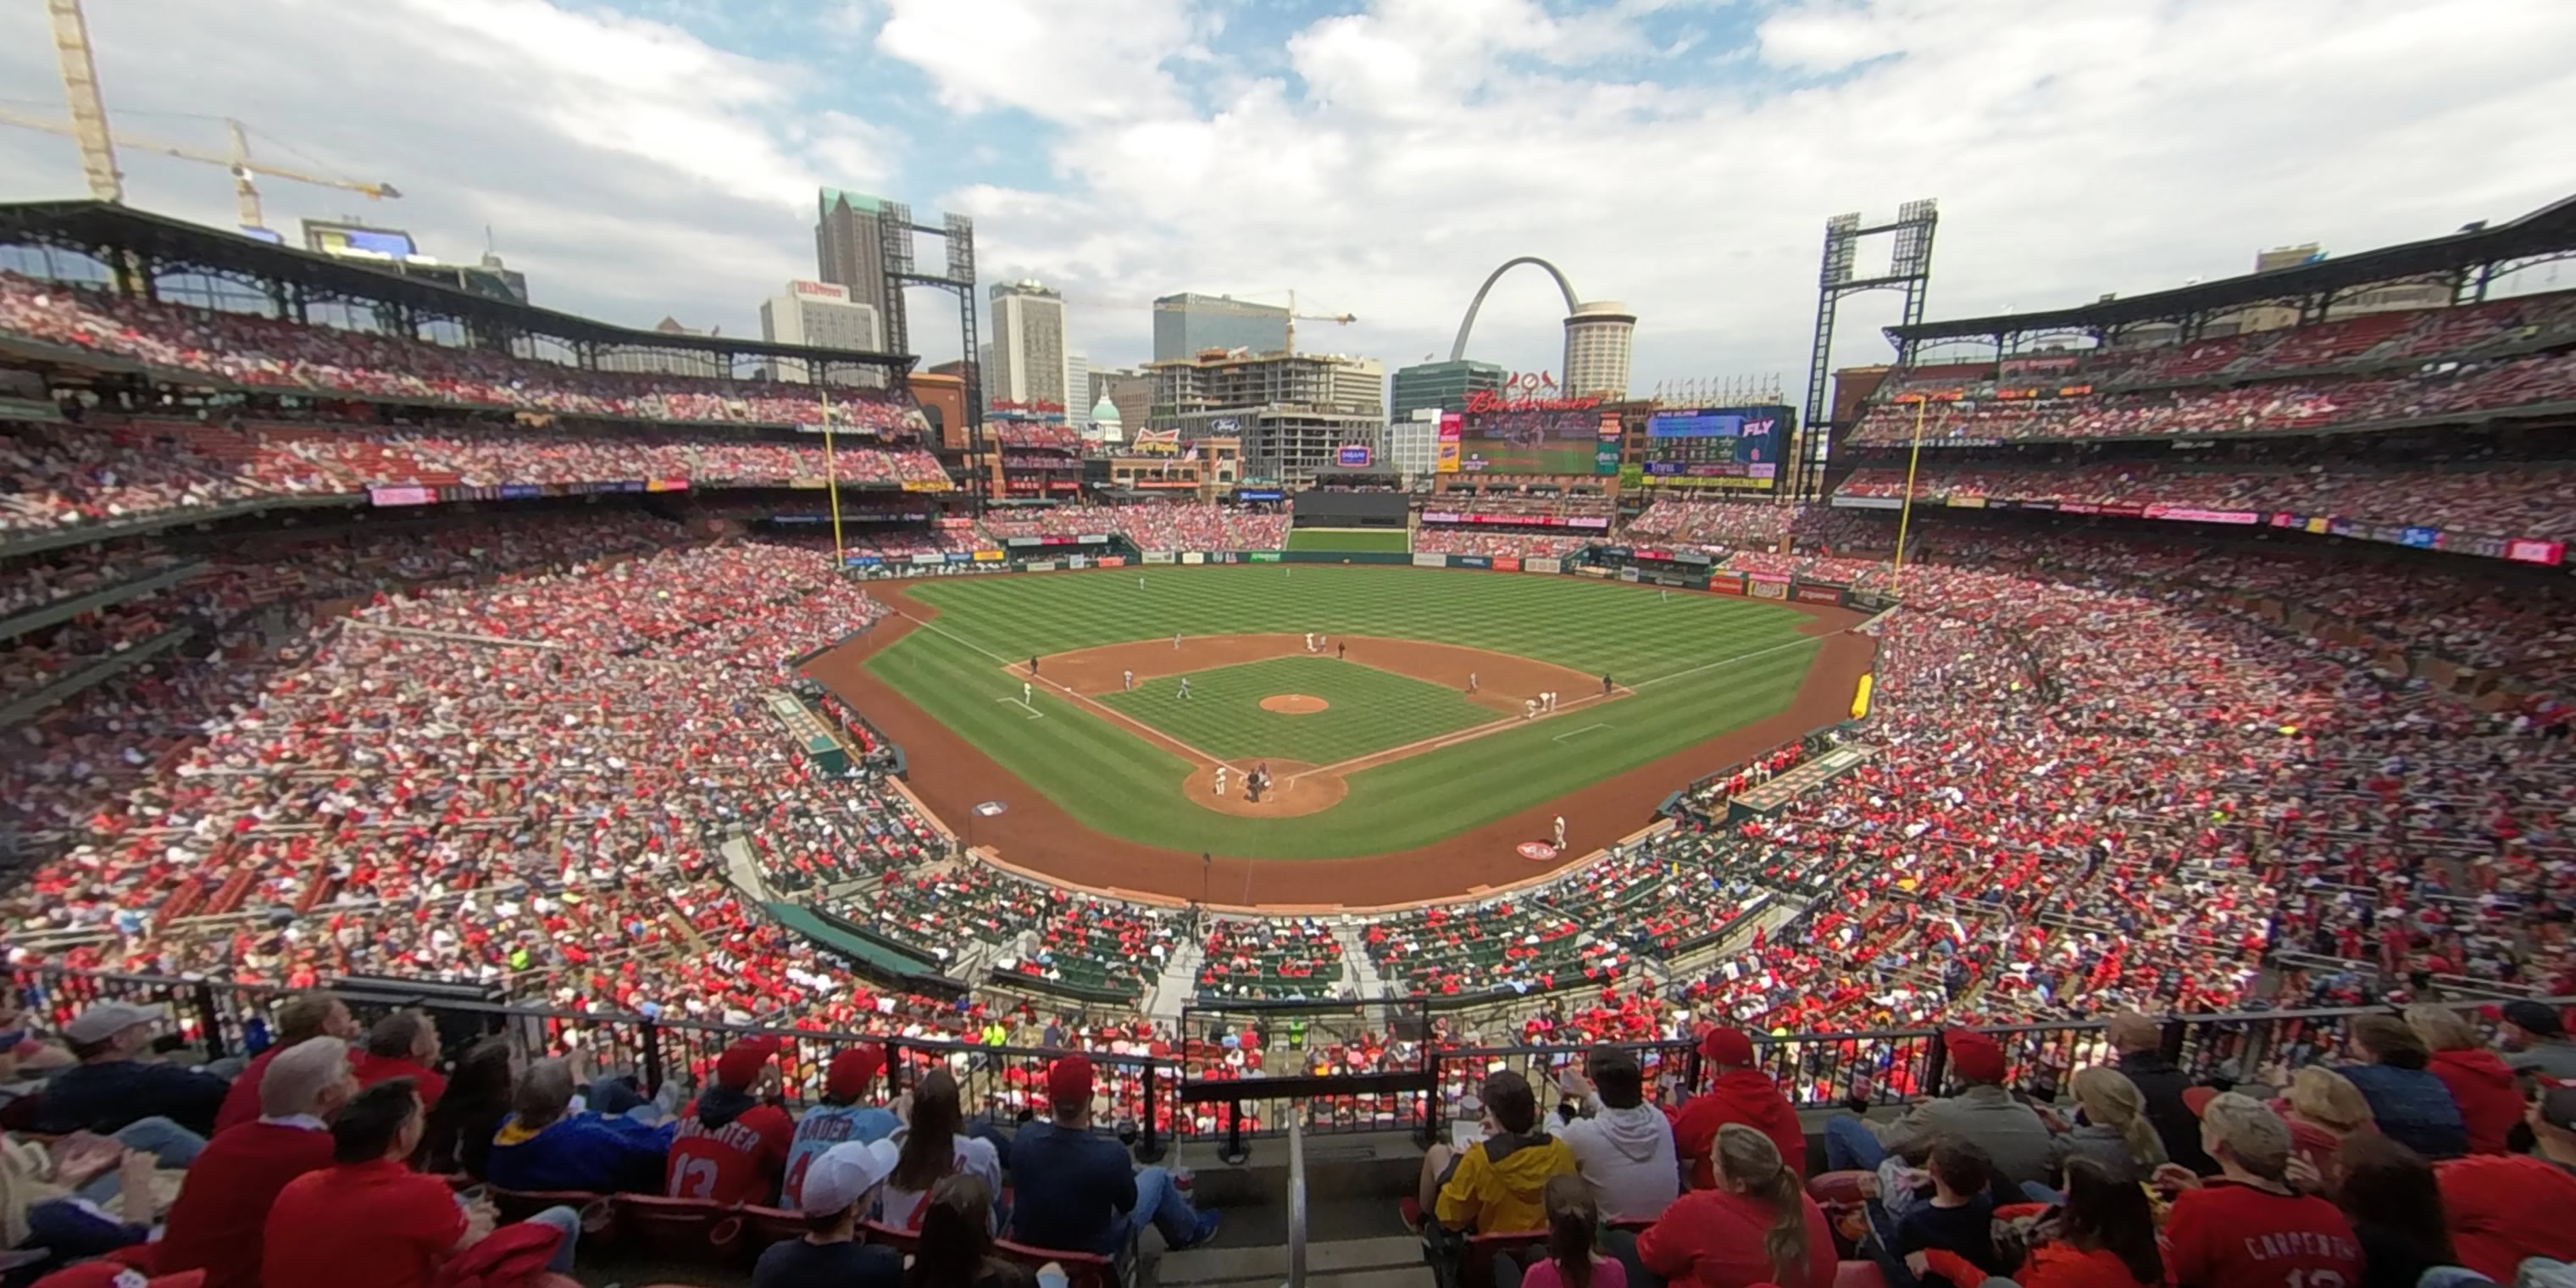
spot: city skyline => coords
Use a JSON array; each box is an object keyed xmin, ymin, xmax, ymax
[{"xmin": 0, "ymin": 0, "xmax": 2570, "ymax": 396}]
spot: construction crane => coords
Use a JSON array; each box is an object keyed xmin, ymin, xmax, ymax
[{"xmin": 24, "ymin": 0, "xmax": 400, "ymax": 233}]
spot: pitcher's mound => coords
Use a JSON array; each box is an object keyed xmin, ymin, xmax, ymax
[
  {"xmin": 1185, "ymin": 759, "xmax": 1346, "ymax": 817},
  {"xmin": 1260, "ymin": 694, "xmax": 1330, "ymax": 714}
]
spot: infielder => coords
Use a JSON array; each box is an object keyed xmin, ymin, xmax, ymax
[
  {"xmin": 1215, "ymin": 765, "xmax": 1229, "ymax": 797},
  {"xmin": 1304, "ymin": 632, "xmax": 1315, "ymax": 652},
  {"xmin": 1022, "ymin": 681, "xmax": 1033, "ymax": 704},
  {"xmin": 1660, "ymin": 589, "xmax": 1668, "ymax": 603},
  {"xmin": 1524, "ymin": 697, "xmax": 1538, "ymax": 720},
  {"xmin": 1123, "ymin": 669, "xmax": 1135, "ymax": 691},
  {"xmin": 1179, "ymin": 676, "xmax": 1192, "ymax": 700},
  {"xmin": 1174, "ymin": 631, "xmax": 1183, "ymax": 649},
  {"xmin": 1552, "ymin": 815, "xmax": 1567, "ymax": 848},
  {"xmin": 1468, "ymin": 672, "xmax": 1480, "ymax": 694}
]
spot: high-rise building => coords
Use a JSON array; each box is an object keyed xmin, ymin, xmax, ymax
[
  {"xmin": 1153, "ymin": 292, "xmax": 1290, "ymax": 361},
  {"xmin": 986, "ymin": 280, "xmax": 1070, "ymax": 411},
  {"xmin": 1063, "ymin": 352, "xmax": 1091, "ymax": 429},
  {"xmin": 813, "ymin": 189, "xmax": 891, "ymax": 327},
  {"xmin": 1562, "ymin": 300, "xmax": 1635, "ymax": 400},
  {"xmin": 1144, "ymin": 349, "xmax": 1384, "ymax": 487},
  {"xmin": 597, "ymin": 316, "xmax": 722, "ymax": 379},
  {"xmin": 1391, "ymin": 359, "xmax": 1503, "ymax": 422},
  {"xmin": 1388, "ymin": 411, "xmax": 1441, "ymax": 485},
  {"xmin": 758, "ymin": 280, "xmax": 883, "ymax": 384}
]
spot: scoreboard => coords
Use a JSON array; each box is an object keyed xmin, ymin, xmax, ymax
[{"xmin": 1637, "ymin": 405, "xmax": 1793, "ymax": 492}]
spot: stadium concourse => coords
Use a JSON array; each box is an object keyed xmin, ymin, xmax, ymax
[{"xmin": 5, "ymin": 250, "xmax": 2576, "ymax": 1285}]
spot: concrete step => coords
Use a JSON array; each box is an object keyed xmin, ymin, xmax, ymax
[{"xmin": 1161, "ymin": 1235, "xmax": 1427, "ymax": 1288}]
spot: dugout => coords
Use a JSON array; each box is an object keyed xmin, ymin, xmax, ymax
[{"xmin": 1289, "ymin": 488, "xmax": 1408, "ymax": 530}]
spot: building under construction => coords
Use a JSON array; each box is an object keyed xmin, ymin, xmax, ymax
[{"xmin": 1142, "ymin": 349, "xmax": 1385, "ymax": 488}]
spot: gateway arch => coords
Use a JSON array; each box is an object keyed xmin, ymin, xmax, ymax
[
  {"xmin": 1448, "ymin": 257, "xmax": 1634, "ymax": 399},
  {"xmin": 1449, "ymin": 257, "xmax": 1579, "ymax": 362}
]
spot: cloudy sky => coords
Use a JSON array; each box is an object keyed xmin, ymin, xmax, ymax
[{"xmin": 3, "ymin": 0, "xmax": 2571, "ymax": 400}]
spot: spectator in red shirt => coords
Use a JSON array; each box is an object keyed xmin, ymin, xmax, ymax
[
  {"xmin": 29, "ymin": 1263, "xmax": 208, "ymax": 1287},
  {"xmin": 2159, "ymin": 1093, "xmax": 2362, "ymax": 1288},
  {"xmin": 1668, "ymin": 1028, "xmax": 1806, "ymax": 1188},
  {"xmin": 1636, "ymin": 1124, "xmax": 1835, "ymax": 1288},
  {"xmin": 2430, "ymin": 1080, "xmax": 2576, "ymax": 1281},
  {"xmin": 264, "ymin": 1078, "xmax": 578, "ymax": 1288},
  {"xmin": 2404, "ymin": 1006, "xmax": 2521, "ymax": 1156},
  {"xmin": 214, "ymin": 994, "xmax": 357, "ymax": 1135},
  {"xmin": 665, "ymin": 1037, "xmax": 794, "ymax": 1206},
  {"xmin": 351, "ymin": 1012, "xmax": 447, "ymax": 1113},
  {"xmin": 2010, "ymin": 1158, "xmax": 2162, "ymax": 1288},
  {"xmin": 158, "ymin": 1036, "xmax": 356, "ymax": 1288}
]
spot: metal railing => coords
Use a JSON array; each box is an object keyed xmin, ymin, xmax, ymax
[
  {"xmin": 14, "ymin": 964, "xmax": 2566, "ymax": 1149},
  {"xmin": 1287, "ymin": 1118, "xmax": 1309, "ymax": 1288}
]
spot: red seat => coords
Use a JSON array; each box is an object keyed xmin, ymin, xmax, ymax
[
  {"xmin": 491, "ymin": 1186, "xmax": 607, "ymax": 1225},
  {"xmin": 1807, "ymin": 1170, "xmax": 1874, "ymax": 1207},
  {"xmin": 614, "ymin": 1193, "xmax": 743, "ymax": 1264},
  {"xmin": 743, "ymin": 1204, "xmax": 808, "ymax": 1262},
  {"xmin": 1835, "ymin": 1260, "xmax": 1891, "ymax": 1288},
  {"xmin": 864, "ymin": 1219, "xmax": 922, "ymax": 1257},
  {"xmin": 997, "ymin": 1238, "xmax": 1120, "ymax": 1288}
]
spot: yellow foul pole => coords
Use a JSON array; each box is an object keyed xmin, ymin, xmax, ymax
[
  {"xmin": 1890, "ymin": 397, "xmax": 1929, "ymax": 594},
  {"xmin": 819, "ymin": 385, "xmax": 847, "ymax": 568}
]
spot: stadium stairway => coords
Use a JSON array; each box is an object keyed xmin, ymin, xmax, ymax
[
  {"xmin": 1158, "ymin": 1130, "xmax": 1430, "ymax": 1288},
  {"xmin": 1147, "ymin": 941, "xmax": 1206, "ymax": 1020},
  {"xmin": 1335, "ymin": 925, "xmax": 1391, "ymax": 998}
]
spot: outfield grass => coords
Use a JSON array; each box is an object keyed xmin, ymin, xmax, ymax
[
  {"xmin": 1096, "ymin": 655, "xmax": 1495, "ymax": 763},
  {"xmin": 1284, "ymin": 527, "xmax": 1411, "ymax": 552},
  {"xmin": 863, "ymin": 565, "xmax": 1822, "ymax": 858}
]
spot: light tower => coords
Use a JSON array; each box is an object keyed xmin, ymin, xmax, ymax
[{"xmin": 1796, "ymin": 198, "xmax": 1937, "ymax": 498}]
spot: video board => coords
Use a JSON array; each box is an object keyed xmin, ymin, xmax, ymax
[
  {"xmin": 1454, "ymin": 404, "xmax": 1621, "ymax": 475},
  {"xmin": 1636, "ymin": 405, "xmax": 1792, "ymax": 491}
]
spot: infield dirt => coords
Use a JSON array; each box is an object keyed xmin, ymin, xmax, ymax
[{"xmin": 802, "ymin": 573, "xmax": 1873, "ymax": 909}]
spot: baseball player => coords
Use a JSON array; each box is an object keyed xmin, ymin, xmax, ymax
[
  {"xmin": 1660, "ymin": 589, "xmax": 1668, "ymax": 603},
  {"xmin": 1305, "ymin": 632, "xmax": 1315, "ymax": 652},
  {"xmin": 1601, "ymin": 673, "xmax": 1613, "ymax": 696},
  {"xmin": 1029, "ymin": 655, "xmax": 1040, "ymax": 676},
  {"xmin": 1179, "ymin": 676, "xmax": 1192, "ymax": 700},
  {"xmin": 1215, "ymin": 765, "xmax": 1229, "ymax": 797},
  {"xmin": 1139, "ymin": 575, "xmax": 1146, "ymax": 589},
  {"xmin": 1336, "ymin": 641, "xmax": 1346, "ymax": 660},
  {"xmin": 1552, "ymin": 815, "xmax": 1567, "ymax": 849},
  {"xmin": 1023, "ymin": 681, "xmax": 1033, "ymax": 704},
  {"xmin": 1524, "ymin": 697, "xmax": 1538, "ymax": 720},
  {"xmin": 1174, "ymin": 631, "xmax": 1183, "ymax": 650},
  {"xmin": 1468, "ymin": 672, "xmax": 1480, "ymax": 694},
  {"xmin": 1123, "ymin": 669, "xmax": 1135, "ymax": 691}
]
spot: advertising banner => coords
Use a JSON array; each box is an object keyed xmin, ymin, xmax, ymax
[
  {"xmin": 844, "ymin": 554, "xmax": 883, "ymax": 567},
  {"xmin": 1412, "ymin": 552, "xmax": 1447, "ymax": 568},
  {"xmin": 2398, "ymin": 526, "xmax": 2440, "ymax": 548},
  {"xmin": 900, "ymin": 480, "xmax": 946, "ymax": 492},
  {"xmin": 2506, "ymin": 538, "xmax": 2568, "ymax": 566},
  {"xmin": 1235, "ymin": 489, "xmax": 1285, "ymax": 502},
  {"xmin": 1181, "ymin": 552, "xmax": 1206, "ymax": 565},
  {"xmin": 788, "ymin": 475, "xmax": 828, "ymax": 489},
  {"xmin": 1066, "ymin": 556, "xmax": 1089, "ymax": 569},
  {"xmin": 1456, "ymin": 556, "xmax": 1491, "ymax": 569},
  {"xmin": 2144, "ymin": 504, "xmax": 2260, "ymax": 525},
  {"xmin": 974, "ymin": 549, "xmax": 1007, "ymax": 563},
  {"xmin": 1946, "ymin": 496, "xmax": 1988, "ymax": 508},
  {"xmin": 499, "ymin": 483, "xmax": 544, "ymax": 499},
  {"xmin": 1246, "ymin": 552, "xmax": 1282, "ymax": 563},
  {"xmin": 1707, "ymin": 572, "xmax": 1746, "ymax": 595},
  {"xmin": 944, "ymin": 552, "xmax": 973, "ymax": 564},
  {"xmin": 909, "ymin": 552, "xmax": 943, "ymax": 566},
  {"xmin": 1024, "ymin": 558, "xmax": 1059, "ymax": 572},
  {"xmin": 1522, "ymin": 557, "xmax": 1558, "ymax": 574},
  {"xmin": 369, "ymin": 486, "xmax": 434, "ymax": 507},
  {"xmin": 1143, "ymin": 551, "xmax": 1176, "ymax": 564},
  {"xmin": 1419, "ymin": 511, "xmax": 1612, "ymax": 530},
  {"xmin": 646, "ymin": 478, "xmax": 690, "ymax": 492},
  {"xmin": 1833, "ymin": 496, "xmax": 1904, "ymax": 509},
  {"xmin": 1076, "ymin": 534, "xmax": 1109, "ymax": 544},
  {"xmin": 1492, "ymin": 556, "xmax": 1522, "ymax": 572},
  {"xmin": 1618, "ymin": 568, "xmax": 1641, "ymax": 583},
  {"xmin": 2306, "ymin": 517, "xmax": 2331, "ymax": 535},
  {"xmin": 1436, "ymin": 412, "xmax": 1463, "ymax": 474},
  {"xmin": 1335, "ymin": 444, "xmax": 1374, "ymax": 468},
  {"xmin": 1096, "ymin": 556, "xmax": 1128, "ymax": 569},
  {"xmin": 1794, "ymin": 583, "xmax": 1846, "ymax": 604},
  {"xmin": 1576, "ymin": 565, "xmax": 1613, "ymax": 578},
  {"xmin": 1750, "ymin": 578, "xmax": 1789, "ymax": 600},
  {"xmin": 1640, "ymin": 405, "xmax": 1789, "ymax": 492}
]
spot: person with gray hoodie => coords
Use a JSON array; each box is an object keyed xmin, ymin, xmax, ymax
[{"xmin": 1554, "ymin": 1046, "xmax": 1680, "ymax": 1222}]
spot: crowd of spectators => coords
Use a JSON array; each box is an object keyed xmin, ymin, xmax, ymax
[
  {"xmin": 1834, "ymin": 460, "xmax": 2576, "ymax": 541},
  {"xmin": 1412, "ymin": 527, "xmax": 1592, "ymax": 558},
  {"xmin": 0, "ymin": 271, "xmax": 926, "ymax": 431}
]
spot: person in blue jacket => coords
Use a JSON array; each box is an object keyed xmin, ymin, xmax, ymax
[
  {"xmin": 486, "ymin": 1058, "xmax": 675, "ymax": 1193},
  {"xmin": 2336, "ymin": 1013, "xmax": 2468, "ymax": 1159}
]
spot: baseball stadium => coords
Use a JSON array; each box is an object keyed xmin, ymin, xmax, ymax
[{"xmin": 3, "ymin": 95, "xmax": 2576, "ymax": 1288}]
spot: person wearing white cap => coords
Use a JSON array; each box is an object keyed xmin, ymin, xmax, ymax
[
  {"xmin": 752, "ymin": 1138, "xmax": 902, "ymax": 1288},
  {"xmin": 31, "ymin": 1002, "xmax": 229, "ymax": 1139}
]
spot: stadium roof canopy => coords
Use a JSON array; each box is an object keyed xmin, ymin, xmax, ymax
[
  {"xmin": 1887, "ymin": 190, "xmax": 2576, "ymax": 347},
  {"xmin": 0, "ymin": 199, "xmax": 916, "ymax": 375}
]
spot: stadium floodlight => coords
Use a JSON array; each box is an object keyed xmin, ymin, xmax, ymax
[{"xmin": 1796, "ymin": 199, "xmax": 1940, "ymax": 500}]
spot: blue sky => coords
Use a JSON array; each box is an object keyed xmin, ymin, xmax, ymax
[{"xmin": 2, "ymin": 0, "xmax": 2572, "ymax": 399}]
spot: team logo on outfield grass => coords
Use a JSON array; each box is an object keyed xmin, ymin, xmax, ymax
[{"xmin": 1517, "ymin": 841, "xmax": 1560, "ymax": 862}]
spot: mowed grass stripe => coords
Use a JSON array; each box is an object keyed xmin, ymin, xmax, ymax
[
  {"xmin": 1096, "ymin": 656, "xmax": 1494, "ymax": 763},
  {"xmin": 903, "ymin": 565, "xmax": 1811, "ymax": 682},
  {"xmin": 863, "ymin": 567, "xmax": 1835, "ymax": 858}
]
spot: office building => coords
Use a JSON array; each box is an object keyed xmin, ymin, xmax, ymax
[
  {"xmin": 1562, "ymin": 300, "xmax": 1635, "ymax": 400},
  {"xmin": 986, "ymin": 280, "xmax": 1070, "ymax": 411},
  {"xmin": 758, "ymin": 280, "xmax": 883, "ymax": 384},
  {"xmin": 597, "ymin": 316, "xmax": 722, "ymax": 379},
  {"xmin": 1153, "ymin": 292, "xmax": 1290, "ymax": 361},
  {"xmin": 1094, "ymin": 368, "xmax": 1155, "ymax": 436},
  {"xmin": 1063, "ymin": 352, "xmax": 1091, "ymax": 427},
  {"xmin": 1391, "ymin": 359, "xmax": 1502, "ymax": 422},
  {"xmin": 814, "ymin": 189, "xmax": 892, "ymax": 325},
  {"xmin": 1388, "ymin": 411, "xmax": 1440, "ymax": 485},
  {"xmin": 1144, "ymin": 349, "xmax": 1384, "ymax": 487}
]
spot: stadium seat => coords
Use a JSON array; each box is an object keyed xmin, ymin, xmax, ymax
[
  {"xmin": 613, "ymin": 1193, "xmax": 742, "ymax": 1263},
  {"xmin": 1834, "ymin": 1260, "xmax": 1892, "ymax": 1288},
  {"xmin": 741, "ymin": 1203, "xmax": 808, "ymax": 1262}
]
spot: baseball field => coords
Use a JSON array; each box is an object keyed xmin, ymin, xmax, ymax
[
  {"xmin": 806, "ymin": 565, "xmax": 1863, "ymax": 900},
  {"xmin": 1282, "ymin": 528, "xmax": 1412, "ymax": 552}
]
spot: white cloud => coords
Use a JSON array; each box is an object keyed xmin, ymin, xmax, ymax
[{"xmin": 2, "ymin": 0, "xmax": 2571, "ymax": 399}]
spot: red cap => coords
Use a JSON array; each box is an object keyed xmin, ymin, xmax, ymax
[
  {"xmin": 1698, "ymin": 1026, "xmax": 1756, "ymax": 1068},
  {"xmin": 1047, "ymin": 1054, "xmax": 1096, "ymax": 1107},
  {"xmin": 2184, "ymin": 1085, "xmax": 2221, "ymax": 1117},
  {"xmin": 34, "ymin": 1265, "xmax": 208, "ymax": 1288},
  {"xmin": 1942, "ymin": 1029, "xmax": 2007, "ymax": 1084},
  {"xmin": 827, "ymin": 1046, "xmax": 886, "ymax": 1099},
  {"xmin": 714, "ymin": 1036, "xmax": 780, "ymax": 1090}
]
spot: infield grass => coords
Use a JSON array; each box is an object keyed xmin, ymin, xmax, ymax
[
  {"xmin": 1284, "ymin": 527, "xmax": 1411, "ymax": 552},
  {"xmin": 1096, "ymin": 655, "xmax": 1495, "ymax": 763},
  {"xmin": 858, "ymin": 564, "xmax": 1824, "ymax": 858}
]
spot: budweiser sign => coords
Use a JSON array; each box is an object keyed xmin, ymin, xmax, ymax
[{"xmin": 1465, "ymin": 389, "xmax": 1602, "ymax": 413}]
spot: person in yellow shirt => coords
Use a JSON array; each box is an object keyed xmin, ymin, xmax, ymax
[{"xmin": 1419, "ymin": 1069, "xmax": 1579, "ymax": 1240}]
